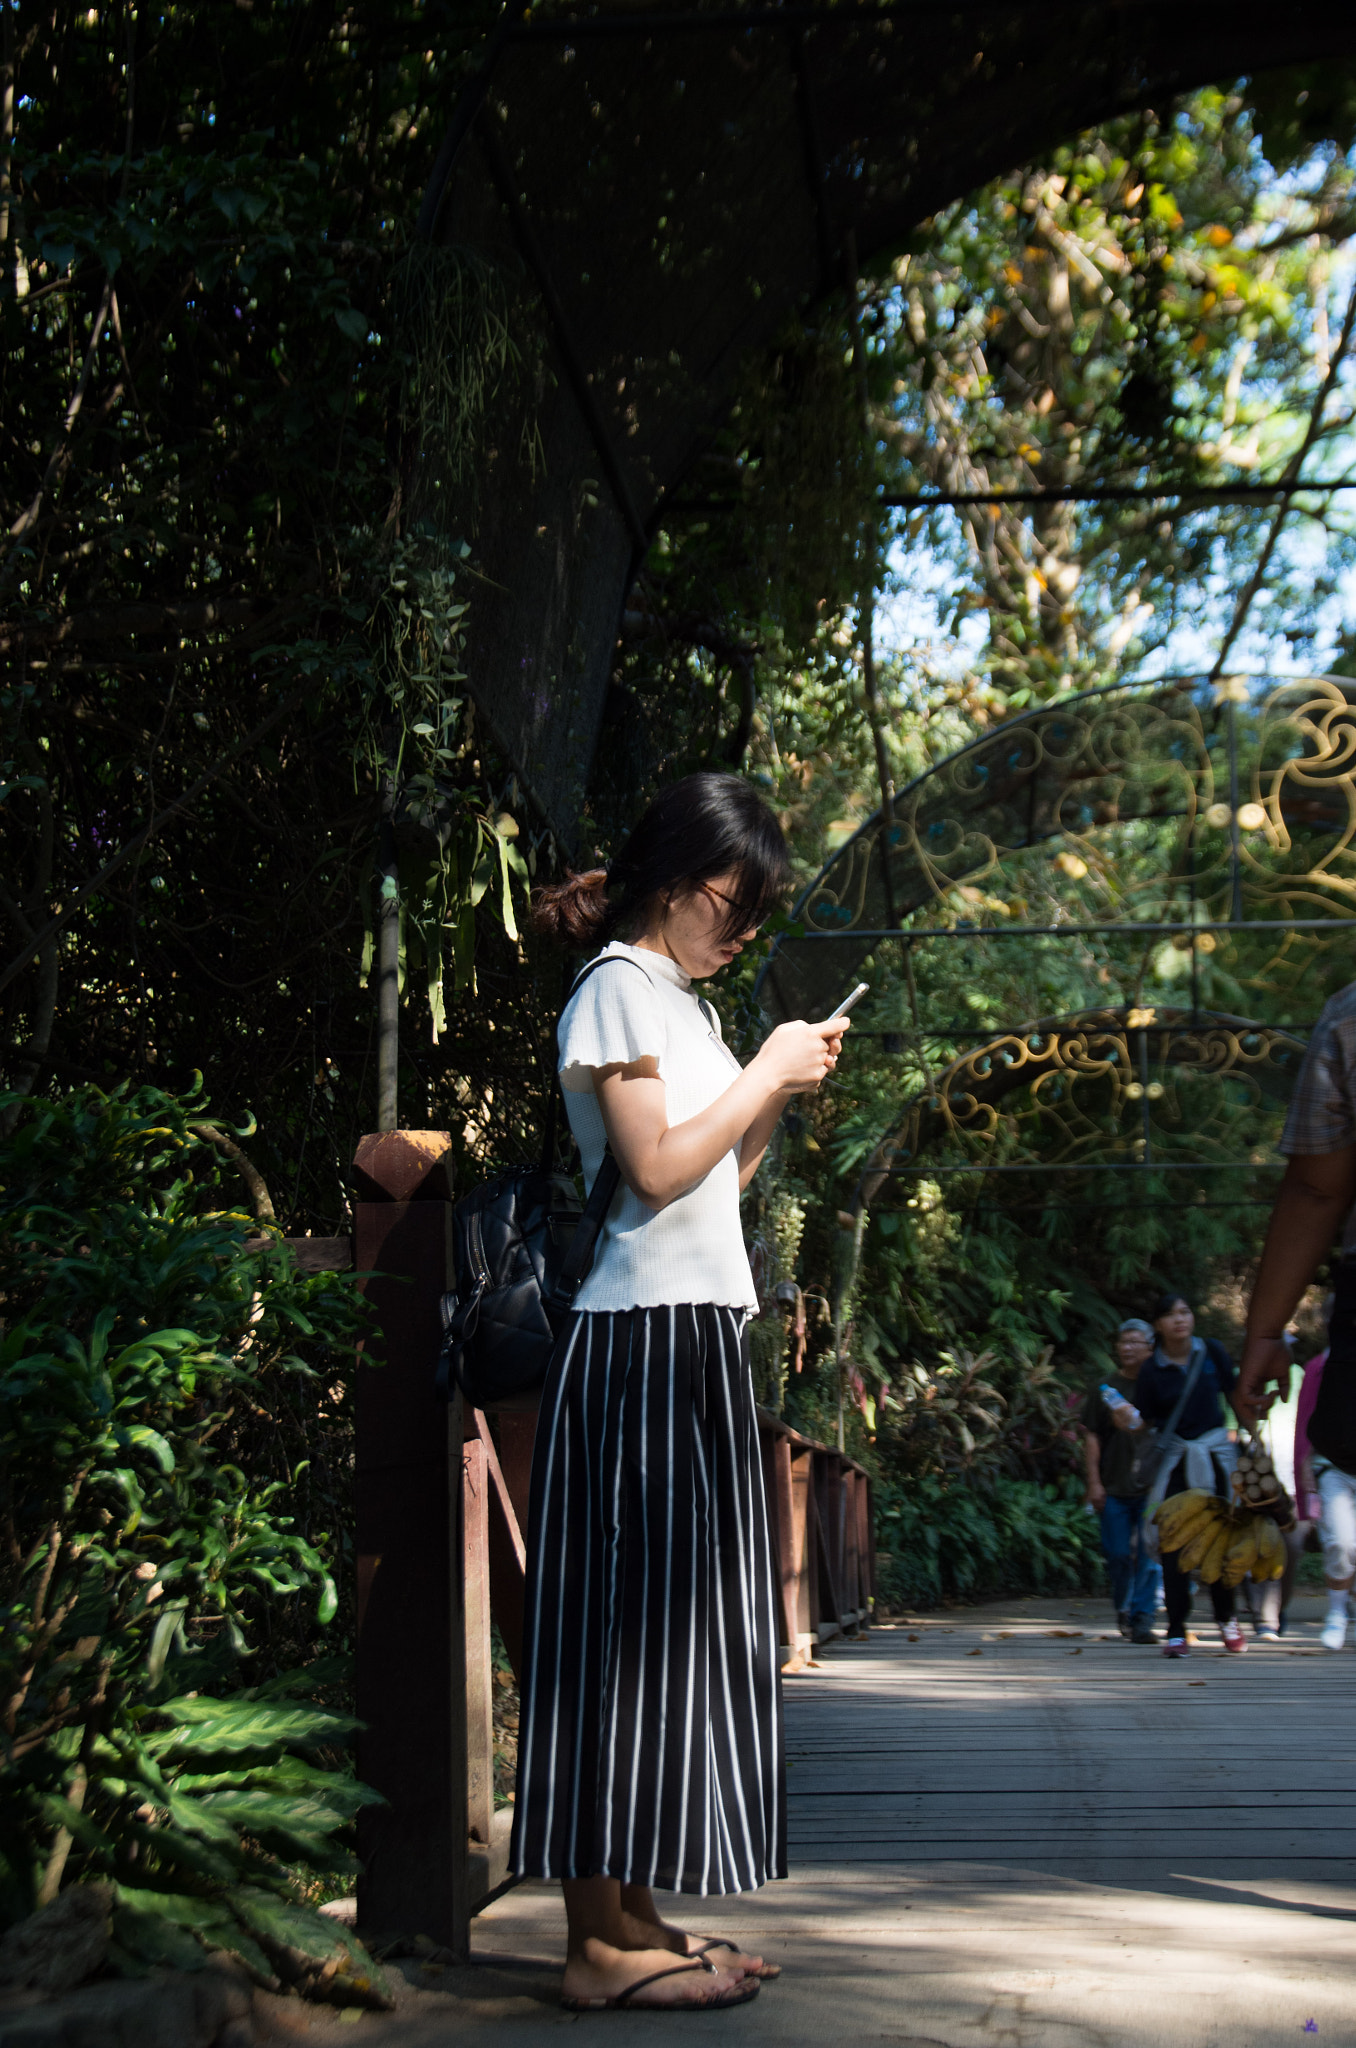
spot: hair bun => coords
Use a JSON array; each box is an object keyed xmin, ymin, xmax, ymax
[{"xmin": 530, "ymin": 868, "xmax": 611, "ymax": 945}]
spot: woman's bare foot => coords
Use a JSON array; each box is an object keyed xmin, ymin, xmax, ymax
[
  {"xmin": 686, "ymin": 1935, "xmax": 780, "ymax": 1981},
  {"xmin": 615, "ymin": 1890, "xmax": 770, "ymax": 1979},
  {"xmin": 561, "ymin": 1937, "xmax": 752, "ymax": 2008}
]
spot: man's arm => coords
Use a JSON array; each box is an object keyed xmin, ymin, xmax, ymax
[{"xmin": 1236, "ymin": 1147, "xmax": 1356, "ymax": 1421}]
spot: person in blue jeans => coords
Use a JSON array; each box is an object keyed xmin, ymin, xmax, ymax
[{"xmin": 1082, "ymin": 1319, "xmax": 1159, "ymax": 1643}]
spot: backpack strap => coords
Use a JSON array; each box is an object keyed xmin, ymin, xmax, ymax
[
  {"xmin": 541, "ymin": 950, "xmax": 655, "ymax": 1318},
  {"xmin": 1161, "ymin": 1339, "xmax": 1208, "ymax": 1439}
]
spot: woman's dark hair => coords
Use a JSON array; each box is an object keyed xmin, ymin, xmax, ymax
[
  {"xmin": 531, "ymin": 773, "xmax": 790, "ymax": 948},
  {"xmin": 1151, "ymin": 1292, "xmax": 1191, "ymax": 1323}
]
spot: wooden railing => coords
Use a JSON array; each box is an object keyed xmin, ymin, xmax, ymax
[
  {"xmin": 294, "ymin": 1131, "xmax": 875, "ymax": 1957},
  {"xmin": 759, "ymin": 1412, "xmax": 875, "ymax": 1673}
]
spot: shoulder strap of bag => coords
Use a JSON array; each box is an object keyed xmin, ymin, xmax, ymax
[
  {"xmin": 541, "ymin": 951, "xmax": 654, "ymax": 1317},
  {"xmin": 1161, "ymin": 1338, "xmax": 1208, "ymax": 1440}
]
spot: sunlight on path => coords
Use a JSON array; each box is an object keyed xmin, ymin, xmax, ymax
[{"xmin": 300, "ymin": 1595, "xmax": 1356, "ymax": 2046}]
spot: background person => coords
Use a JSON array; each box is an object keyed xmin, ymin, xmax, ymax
[
  {"xmin": 1292, "ymin": 1337, "xmax": 1354, "ymax": 1649},
  {"xmin": 1239, "ymin": 1338, "xmax": 1323, "ymax": 1641},
  {"xmin": 517, "ymin": 773, "xmax": 847, "ymax": 2012},
  {"xmin": 1235, "ymin": 982, "xmax": 1356, "ymax": 1633},
  {"xmin": 1138, "ymin": 1293, "xmax": 1245, "ymax": 1657},
  {"xmin": 1082, "ymin": 1318, "xmax": 1159, "ymax": 1642}
]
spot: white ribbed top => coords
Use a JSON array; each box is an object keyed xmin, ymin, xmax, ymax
[{"xmin": 558, "ymin": 941, "xmax": 757, "ymax": 1312}]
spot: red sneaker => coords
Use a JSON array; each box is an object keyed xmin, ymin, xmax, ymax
[
  {"xmin": 1221, "ymin": 1620, "xmax": 1247, "ymax": 1654},
  {"xmin": 1162, "ymin": 1638, "xmax": 1189, "ymax": 1658}
]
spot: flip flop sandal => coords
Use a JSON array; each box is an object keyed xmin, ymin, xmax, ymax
[
  {"xmin": 693, "ymin": 1937, "xmax": 781, "ymax": 1981},
  {"xmin": 561, "ymin": 1959, "xmax": 761, "ymax": 2012}
]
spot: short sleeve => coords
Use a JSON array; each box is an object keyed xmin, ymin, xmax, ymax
[
  {"xmin": 1281, "ymin": 989, "xmax": 1356, "ymax": 1155},
  {"xmin": 1080, "ymin": 1385, "xmax": 1103, "ymax": 1433},
  {"xmin": 558, "ymin": 959, "xmax": 667, "ymax": 1093}
]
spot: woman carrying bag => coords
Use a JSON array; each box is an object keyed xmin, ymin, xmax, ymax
[
  {"xmin": 1139, "ymin": 1292, "xmax": 1245, "ymax": 1659},
  {"xmin": 514, "ymin": 774, "xmax": 848, "ymax": 2013}
]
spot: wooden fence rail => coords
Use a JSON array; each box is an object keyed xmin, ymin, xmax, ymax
[{"xmin": 288, "ymin": 1130, "xmax": 876, "ymax": 1957}]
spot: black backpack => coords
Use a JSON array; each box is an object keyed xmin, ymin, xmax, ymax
[{"xmin": 434, "ymin": 955, "xmax": 646, "ymax": 1410}]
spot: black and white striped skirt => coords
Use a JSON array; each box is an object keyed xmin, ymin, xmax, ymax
[{"xmin": 509, "ymin": 1303, "xmax": 786, "ymax": 1895}]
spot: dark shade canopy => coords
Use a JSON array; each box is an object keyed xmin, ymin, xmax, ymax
[{"xmin": 422, "ymin": 6, "xmax": 1356, "ymax": 837}]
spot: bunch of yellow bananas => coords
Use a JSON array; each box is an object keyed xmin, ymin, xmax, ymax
[
  {"xmin": 1152, "ymin": 1486, "xmax": 1286, "ymax": 1585},
  {"xmin": 1217, "ymin": 1513, "xmax": 1286, "ymax": 1588}
]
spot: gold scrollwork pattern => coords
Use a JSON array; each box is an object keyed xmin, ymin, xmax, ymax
[
  {"xmin": 858, "ymin": 1007, "xmax": 1305, "ymax": 1202},
  {"xmin": 763, "ymin": 673, "xmax": 1356, "ymax": 1027}
]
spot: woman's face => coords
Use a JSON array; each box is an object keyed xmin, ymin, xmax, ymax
[
  {"xmin": 646, "ymin": 868, "xmax": 762, "ymax": 980},
  {"xmin": 1155, "ymin": 1299, "xmax": 1195, "ymax": 1350},
  {"xmin": 1115, "ymin": 1327, "xmax": 1152, "ymax": 1373}
]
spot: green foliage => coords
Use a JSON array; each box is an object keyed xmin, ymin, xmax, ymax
[
  {"xmin": 0, "ymin": 1081, "xmax": 382, "ymax": 1997},
  {"xmin": 880, "ymin": 89, "xmax": 1356, "ymax": 711},
  {"xmin": 874, "ymin": 1472, "xmax": 1103, "ymax": 1610},
  {"xmin": 1, "ymin": 1, "xmax": 534, "ymax": 1189}
]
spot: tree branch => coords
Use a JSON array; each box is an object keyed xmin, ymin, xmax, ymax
[
  {"xmin": 189, "ymin": 1123, "xmax": 277, "ymax": 1223},
  {"xmin": 7, "ymin": 277, "xmax": 114, "ymax": 552},
  {"xmin": 0, "ymin": 584, "xmax": 316, "ymax": 655},
  {"xmin": 1210, "ymin": 278, "xmax": 1356, "ymax": 681}
]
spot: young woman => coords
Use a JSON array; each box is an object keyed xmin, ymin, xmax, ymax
[
  {"xmin": 1138, "ymin": 1292, "xmax": 1244, "ymax": 1659},
  {"xmin": 514, "ymin": 774, "xmax": 847, "ymax": 2013}
]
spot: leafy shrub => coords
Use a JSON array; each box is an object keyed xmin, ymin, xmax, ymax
[
  {"xmin": 874, "ymin": 1470, "xmax": 1103, "ymax": 1610},
  {"xmin": 0, "ymin": 1084, "xmax": 387, "ymax": 2002}
]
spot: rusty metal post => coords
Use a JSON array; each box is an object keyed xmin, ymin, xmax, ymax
[{"xmin": 353, "ymin": 1130, "xmax": 469, "ymax": 1953}]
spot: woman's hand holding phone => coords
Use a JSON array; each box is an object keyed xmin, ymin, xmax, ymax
[{"xmin": 754, "ymin": 1017, "xmax": 849, "ymax": 1095}]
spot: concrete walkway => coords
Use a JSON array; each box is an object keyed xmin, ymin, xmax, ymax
[{"xmin": 261, "ymin": 1592, "xmax": 1356, "ymax": 2045}]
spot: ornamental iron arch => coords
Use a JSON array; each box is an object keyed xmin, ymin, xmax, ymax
[{"xmin": 757, "ymin": 671, "xmax": 1356, "ymax": 1029}]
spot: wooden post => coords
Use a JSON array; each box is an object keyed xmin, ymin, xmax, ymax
[
  {"xmin": 494, "ymin": 1411, "xmax": 537, "ymax": 1533},
  {"xmin": 842, "ymin": 1468, "xmax": 861, "ymax": 1626},
  {"xmin": 791, "ymin": 1446, "xmax": 816, "ymax": 1652},
  {"xmin": 353, "ymin": 1130, "xmax": 469, "ymax": 1954},
  {"xmin": 463, "ymin": 1437, "xmax": 495, "ymax": 1851},
  {"xmin": 857, "ymin": 1472, "xmax": 875, "ymax": 1618},
  {"xmin": 471, "ymin": 1410, "xmax": 528, "ymax": 1679}
]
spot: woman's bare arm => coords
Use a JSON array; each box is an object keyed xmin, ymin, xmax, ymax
[
  {"xmin": 593, "ymin": 1018, "xmax": 846, "ymax": 1211},
  {"xmin": 737, "ymin": 1094, "xmax": 790, "ymax": 1191}
]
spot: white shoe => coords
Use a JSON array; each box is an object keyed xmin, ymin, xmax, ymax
[{"xmin": 1322, "ymin": 1613, "xmax": 1348, "ymax": 1651}]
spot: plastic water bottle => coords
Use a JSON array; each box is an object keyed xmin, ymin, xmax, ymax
[{"xmin": 1100, "ymin": 1383, "xmax": 1143, "ymax": 1429}]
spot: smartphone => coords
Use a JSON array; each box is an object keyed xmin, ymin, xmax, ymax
[{"xmin": 822, "ymin": 981, "xmax": 869, "ymax": 1022}]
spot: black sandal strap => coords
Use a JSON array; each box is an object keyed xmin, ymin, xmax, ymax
[{"xmin": 615, "ymin": 1961, "xmax": 713, "ymax": 2008}]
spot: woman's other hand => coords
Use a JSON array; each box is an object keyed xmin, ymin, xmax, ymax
[
  {"xmin": 1086, "ymin": 1481, "xmax": 1106, "ymax": 1511},
  {"xmin": 754, "ymin": 1018, "xmax": 848, "ymax": 1095}
]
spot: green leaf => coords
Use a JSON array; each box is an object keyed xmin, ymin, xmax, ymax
[
  {"xmin": 495, "ymin": 833, "xmax": 519, "ymax": 943},
  {"xmin": 147, "ymin": 1697, "xmax": 360, "ymax": 1758},
  {"xmin": 231, "ymin": 1889, "xmax": 393, "ymax": 2008},
  {"xmin": 113, "ymin": 1903, "xmax": 209, "ymax": 1972},
  {"xmin": 333, "ymin": 306, "xmax": 368, "ymax": 344},
  {"xmin": 126, "ymin": 1425, "xmax": 176, "ymax": 1473},
  {"xmin": 147, "ymin": 1599, "xmax": 190, "ymax": 1688}
]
